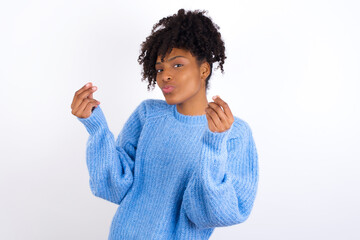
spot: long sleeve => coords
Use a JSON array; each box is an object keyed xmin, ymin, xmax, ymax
[
  {"xmin": 182, "ymin": 122, "xmax": 259, "ymax": 229},
  {"xmin": 77, "ymin": 100, "xmax": 147, "ymax": 205}
]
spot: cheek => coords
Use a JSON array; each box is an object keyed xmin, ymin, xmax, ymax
[
  {"xmin": 179, "ymin": 68, "xmax": 201, "ymax": 85},
  {"xmin": 156, "ymin": 76, "xmax": 163, "ymax": 86}
]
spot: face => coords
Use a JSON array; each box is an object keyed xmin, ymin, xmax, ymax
[{"xmin": 155, "ymin": 48, "xmax": 210, "ymax": 105}]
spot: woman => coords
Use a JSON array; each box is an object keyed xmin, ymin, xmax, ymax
[{"xmin": 71, "ymin": 8, "xmax": 259, "ymax": 240}]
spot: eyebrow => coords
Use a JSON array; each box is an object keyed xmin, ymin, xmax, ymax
[{"xmin": 156, "ymin": 55, "xmax": 186, "ymax": 65}]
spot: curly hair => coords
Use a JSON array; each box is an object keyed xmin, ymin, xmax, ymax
[{"xmin": 137, "ymin": 8, "xmax": 226, "ymax": 91}]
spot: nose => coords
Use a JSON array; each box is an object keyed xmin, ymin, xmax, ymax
[{"xmin": 162, "ymin": 68, "xmax": 172, "ymax": 82}]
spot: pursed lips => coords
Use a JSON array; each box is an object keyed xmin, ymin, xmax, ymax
[
  {"xmin": 162, "ymin": 85, "xmax": 175, "ymax": 93},
  {"xmin": 162, "ymin": 85, "xmax": 176, "ymax": 89}
]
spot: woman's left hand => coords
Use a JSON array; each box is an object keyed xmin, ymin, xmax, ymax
[{"xmin": 205, "ymin": 95, "xmax": 234, "ymax": 133}]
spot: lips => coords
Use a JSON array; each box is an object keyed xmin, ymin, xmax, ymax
[{"xmin": 162, "ymin": 85, "xmax": 175, "ymax": 93}]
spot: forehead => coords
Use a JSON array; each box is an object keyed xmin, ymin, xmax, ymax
[{"xmin": 156, "ymin": 48, "xmax": 194, "ymax": 62}]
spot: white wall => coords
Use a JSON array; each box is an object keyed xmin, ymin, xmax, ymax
[{"xmin": 1, "ymin": 0, "xmax": 359, "ymax": 239}]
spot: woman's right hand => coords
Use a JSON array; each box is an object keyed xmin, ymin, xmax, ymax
[{"xmin": 71, "ymin": 82, "xmax": 101, "ymax": 119}]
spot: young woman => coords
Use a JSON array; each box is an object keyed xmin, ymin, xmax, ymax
[{"xmin": 71, "ymin": 8, "xmax": 259, "ymax": 240}]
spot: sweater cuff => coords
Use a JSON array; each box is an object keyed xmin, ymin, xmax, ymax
[
  {"xmin": 76, "ymin": 105, "xmax": 109, "ymax": 135},
  {"xmin": 202, "ymin": 123, "xmax": 234, "ymax": 151}
]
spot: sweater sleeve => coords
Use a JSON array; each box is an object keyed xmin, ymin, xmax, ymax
[
  {"xmin": 182, "ymin": 122, "xmax": 259, "ymax": 229},
  {"xmin": 77, "ymin": 100, "xmax": 147, "ymax": 205}
]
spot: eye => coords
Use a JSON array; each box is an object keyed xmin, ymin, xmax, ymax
[
  {"xmin": 156, "ymin": 69, "xmax": 163, "ymax": 73},
  {"xmin": 174, "ymin": 64, "xmax": 183, "ymax": 68}
]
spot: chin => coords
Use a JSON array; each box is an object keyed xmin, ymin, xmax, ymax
[
  {"xmin": 163, "ymin": 94, "xmax": 185, "ymax": 106},
  {"xmin": 163, "ymin": 98, "xmax": 177, "ymax": 105}
]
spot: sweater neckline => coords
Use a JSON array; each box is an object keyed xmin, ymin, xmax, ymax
[{"xmin": 172, "ymin": 104, "xmax": 208, "ymax": 125}]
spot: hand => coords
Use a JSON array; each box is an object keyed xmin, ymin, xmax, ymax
[
  {"xmin": 71, "ymin": 82, "xmax": 101, "ymax": 119},
  {"xmin": 205, "ymin": 95, "xmax": 234, "ymax": 133}
]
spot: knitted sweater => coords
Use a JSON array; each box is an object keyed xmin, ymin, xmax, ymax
[{"xmin": 77, "ymin": 99, "xmax": 259, "ymax": 240}]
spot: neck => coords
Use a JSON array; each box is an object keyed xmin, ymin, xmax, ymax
[{"xmin": 176, "ymin": 91, "xmax": 208, "ymax": 116}]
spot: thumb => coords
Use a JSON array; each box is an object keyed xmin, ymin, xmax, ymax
[{"xmin": 88, "ymin": 84, "xmax": 96, "ymax": 99}]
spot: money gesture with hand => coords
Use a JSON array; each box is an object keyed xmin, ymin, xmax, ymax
[
  {"xmin": 71, "ymin": 82, "xmax": 101, "ymax": 119},
  {"xmin": 205, "ymin": 95, "xmax": 234, "ymax": 133}
]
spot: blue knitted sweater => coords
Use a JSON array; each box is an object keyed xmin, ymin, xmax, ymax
[{"xmin": 77, "ymin": 99, "xmax": 259, "ymax": 240}]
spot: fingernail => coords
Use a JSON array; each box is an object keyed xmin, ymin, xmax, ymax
[
  {"xmin": 212, "ymin": 95, "xmax": 219, "ymax": 100},
  {"xmin": 92, "ymin": 86, "xmax": 97, "ymax": 90},
  {"xmin": 86, "ymin": 83, "xmax": 90, "ymax": 87}
]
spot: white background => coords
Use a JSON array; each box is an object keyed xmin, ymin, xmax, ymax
[{"xmin": 1, "ymin": 0, "xmax": 359, "ymax": 239}]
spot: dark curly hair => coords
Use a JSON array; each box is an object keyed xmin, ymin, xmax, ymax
[{"xmin": 137, "ymin": 8, "xmax": 226, "ymax": 91}]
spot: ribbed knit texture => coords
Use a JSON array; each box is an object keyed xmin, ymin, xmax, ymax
[{"xmin": 77, "ymin": 99, "xmax": 259, "ymax": 240}]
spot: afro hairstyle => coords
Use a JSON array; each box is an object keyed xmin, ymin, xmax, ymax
[{"xmin": 137, "ymin": 8, "xmax": 226, "ymax": 91}]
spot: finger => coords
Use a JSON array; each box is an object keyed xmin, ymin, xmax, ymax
[
  {"xmin": 80, "ymin": 85, "xmax": 97, "ymax": 100},
  {"xmin": 73, "ymin": 86, "xmax": 98, "ymax": 110},
  {"xmin": 80, "ymin": 100, "xmax": 99, "ymax": 118},
  {"xmin": 205, "ymin": 109, "xmax": 217, "ymax": 132},
  {"xmin": 206, "ymin": 106, "xmax": 225, "ymax": 131},
  {"xmin": 87, "ymin": 101, "xmax": 99, "ymax": 113},
  {"xmin": 76, "ymin": 82, "xmax": 93, "ymax": 99},
  {"xmin": 88, "ymin": 82, "xmax": 95, "ymax": 99},
  {"xmin": 212, "ymin": 96, "xmax": 234, "ymax": 121},
  {"xmin": 74, "ymin": 98, "xmax": 100, "ymax": 117},
  {"xmin": 208, "ymin": 102, "xmax": 230, "ymax": 128},
  {"xmin": 71, "ymin": 82, "xmax": 92, "ymax": 109},
  {"xmin": 81, "ymin": 99, "xmax": 100, "ymax": 118}
]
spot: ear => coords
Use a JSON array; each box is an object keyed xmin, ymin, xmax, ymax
[{"xmin": 200, "ymin": 61, "xmax": 210, "ymax": 81}]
